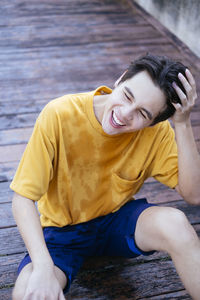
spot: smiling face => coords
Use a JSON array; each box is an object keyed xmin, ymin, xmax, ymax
[{"xmin": 94, "ymin": 71, "xmax": 167, "ymax": 135}]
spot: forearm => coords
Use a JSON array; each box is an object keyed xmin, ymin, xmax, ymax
[
  {"xmin": 12, "ymin": 193, "xmax": 54, "ymax": 269},
  {"xmin": 175, "ymin": 120, "xmax": 200, "ymax": 204}
]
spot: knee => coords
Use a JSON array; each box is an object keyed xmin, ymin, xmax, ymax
[
  {"xmin": 12, "ymin": 283, "xmax": 26, "ymax": 300},
  {"xmin": 155, "ymin": 207, "xmax": 197, "ymax": 253}
]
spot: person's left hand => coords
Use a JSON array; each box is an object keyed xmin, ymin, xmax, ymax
[{"xmin": 171, "ymin": 69, "xmax": 197, "ymax": 124}]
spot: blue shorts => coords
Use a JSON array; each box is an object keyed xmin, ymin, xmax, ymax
[{"xmin": 18, "ymin": 198, "xmax": 156, "ymax": 293}]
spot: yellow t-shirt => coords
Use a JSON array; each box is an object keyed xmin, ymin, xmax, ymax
[{"xmin": 10, "ymin": 86, "xmax": 178, "ymax": 227}]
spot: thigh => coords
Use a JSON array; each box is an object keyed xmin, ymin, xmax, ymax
[
  {"xmin": 17, "ymin": 223, "xmax": 98, "ymax": 294},
  {"xmin": 102, "ymin": 198, "xmax": 157, "ymax": 257}
]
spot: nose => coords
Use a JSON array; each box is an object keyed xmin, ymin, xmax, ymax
[{"xmin": 122, "ymin": 104, "xmax": 135, "ymax": 122}]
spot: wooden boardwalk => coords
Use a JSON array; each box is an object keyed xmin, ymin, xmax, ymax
[{"xmin": 0, "ymin": 0, "xmax": 200, "ymax": 299}]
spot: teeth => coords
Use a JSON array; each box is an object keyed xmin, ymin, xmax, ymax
[{"xmin": 113, "ymin": 111, "xmax": 125, "ymax": 126}]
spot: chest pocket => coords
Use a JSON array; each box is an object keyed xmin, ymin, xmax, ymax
[{"xmin": 112, "ymin": 170, "xmax": 145, "ymax": 204}]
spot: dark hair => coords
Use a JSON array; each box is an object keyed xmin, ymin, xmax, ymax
[{"xmin": 118, "ymin": 53, "xmax": 187, "ymax": 125}]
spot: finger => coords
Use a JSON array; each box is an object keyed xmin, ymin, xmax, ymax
[
  {"xmin": 172, "ymin": 82, "xmax": 187, "ymax": 106},
  {"xmin": 178, "ymin": 72, "xmax": 192, "ymax": 98},
  {"xmin": 185, "ymin": 69, "xmax": 198, "ymax": 103},
  {"xmin": 185, "ymin": 69, "xmax": 196, "ymax": 89},
  {"xmin": 171, "ymin": 102, "xmax": 183, "ymax": 112}
]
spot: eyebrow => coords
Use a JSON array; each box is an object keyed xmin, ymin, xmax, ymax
[{"xmin": 124, "ymin": 86, "xmax": 153, "ymax": 120}]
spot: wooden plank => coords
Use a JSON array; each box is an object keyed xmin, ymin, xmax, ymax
[
  {"xmin": 0, "ymin": 202, "xmax": 15, "ymax": 228},
  {"xmin": 0, "ymin": 128, "xmax": 33, "ymax": 146},
  {"xmin": 1, "ymin": 223, "xmax": 199, "ymax": 298},
  {"xmin": 0, "ymin": 227, "xmax": 25, "ymax": 255},
  {"xmin": 0, "ymin": 0, "xmax": 135, "ymax": 21},
  {"xmin": 0, "ymin": 41, "xmax": 180, "ymax": 104},
  {"xmin": 0, "ymin": 253, "xmax": 24, "ymax": 289},
  {"xmin": 0, "ymin": 113, "xmax": 38, "ymax": 131},
  {"xmin": 0, "ymin": 144, "xmax": 26, "ymax": 163},
  {"xmin": 0, "ymin": 288, "xmax": 14, "ymax": 300},
  {"xmin": 0, "ymin": 181, "xmax": 13, "ymax": 204},
  {"xmin": 0, "ymin": 99, "xmax": 46, "ymax": 116},
  {"xmin": 0, "ymin": 0, "xmax": 200, "ymax": 299},
  {"xmin": 0, "ymin": 284, "xmax": 190, "ymax": 300},
  {"xmin": 66, "ymin": 260, "xmax": 186, "ymax": 299},
  {"xmin": 0, "ymin": 181, "xmax": 12, "ymax": 196},
  {"xmin": 146, "ymin": 290, "xmax": 191, "ymax": 299},
  {"xmin": 0, "ymin": 252, "xmax": 186, "ymax": 299},
  {"xmin": 0, "ymin": 162, "xmax": 18, "ymax": 182},
  {"xmin": 1, "ymin": 19, "xmax": 162, "ymax": 50},
  {"xmin": 0, "ymin": 10, "xmax": 146, "ymax": 28}
]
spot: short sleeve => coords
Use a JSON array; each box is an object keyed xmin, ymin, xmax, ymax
[
  {"xmin": 10, "ymin": 111, "xmax": 55, "ymax": 200},
  {"xmin": 150, "ymin": 121, "xmax": 178, "ymax": 188}
]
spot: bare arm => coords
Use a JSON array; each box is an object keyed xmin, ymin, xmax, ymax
[
  {"xmin": 12, "ymin": 193, "xmax": 65, "ymax": 299},
  {"xmin": 172, "ymin": 70, "xmax": 200, "ymax": 204}
]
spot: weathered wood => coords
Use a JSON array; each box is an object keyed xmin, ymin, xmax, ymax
[
  {"xmin": 0, "ymin": 127, "xmax": 33, "ymax": 146},
  {"xmin": 0, "ymin": 113, "xmax": 38, "ymax": 131},
  {"xmin": 0, "ymin": 162, "xmax": 18, "ymax": 182},
  {"xmin": 68, "ymin": 260, "xmax": 185, "ymax": 299},
  {"xmin": 0, "ymin": 144, "xmax": 26, "ymax": 163},
  {"xmin": 0, "ymin": 252, "xmax": 187, "ymax": 299},
  {"xmin": 0, "ymin": 253, "xmax": 24, "ymax": 289},
  {"xmin": 0, "ymin": 202, "xmax": 15, "ymax": 228},
  {"xmin": 0, "ymin": 226, "xmax": 25, "ymax": 255},
  {"xmin": 0, "ymin": 181, "xmax": 13, "ymax": 203},
  {"xmin": 0, "ymin": 43, "xmax": 188, "ymax": 106},
  {"xmin": 145, "ymin": 290, "xmax": 191, "ymax": 299},
  {"xmin": 1, "ymin": 0, "xmax": 200, "ymax": 299}
]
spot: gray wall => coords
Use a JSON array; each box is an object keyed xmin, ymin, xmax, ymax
[{"xmin": 134, "ymin": 0, "xmax": 200, "ymax": 58}]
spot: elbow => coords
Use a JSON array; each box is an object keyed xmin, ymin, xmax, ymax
[
  {"xmin": 189, "ymin": 197, "xmax": 200, "ymax": 206},
  {"xmin": 176, "ymin": 186, "xmax": 200, "ymax": 205},
  {"xmin": 183, "ymin": 194, "xmax": 200, "ymax": 206}
]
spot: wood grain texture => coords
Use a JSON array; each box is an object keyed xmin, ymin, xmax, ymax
[{"xmin": 0, "ymin": 0, "xmax": 200, "ymax": 299}]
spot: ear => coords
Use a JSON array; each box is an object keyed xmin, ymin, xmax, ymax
[{"xmin": 114, "ymin": 70, "xmax": 128, "ymax": 88}]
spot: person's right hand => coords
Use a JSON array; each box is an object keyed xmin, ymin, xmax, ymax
[{"xmin": 23, "ymin": 267, "xmax": 66, "ymax": 300}]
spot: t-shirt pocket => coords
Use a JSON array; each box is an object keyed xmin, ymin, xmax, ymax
[{"xmin": 111, "ymin": 170, "xmax": 145, "ymax": 211}]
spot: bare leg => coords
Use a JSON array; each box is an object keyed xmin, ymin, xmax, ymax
[
  {"xmin": 12, "ymin": 262, "xmax": 67, "ymax": 300},
  {"xmin": 135, "ymin": 206, "xmax": 200, "ymax": 300}
]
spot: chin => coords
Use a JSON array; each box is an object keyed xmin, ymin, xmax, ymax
[{"xmin": 102, "ymin": 124, "xmax": 115, "ymax": 135}]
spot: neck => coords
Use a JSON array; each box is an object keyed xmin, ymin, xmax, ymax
[{"xmin": 93, "ymin": 94, "xmax": 109, "ymax": 124}]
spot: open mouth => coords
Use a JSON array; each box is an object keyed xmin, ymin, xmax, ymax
[{"xmin": 110, "ymin": 111, "xmax": 126, "ymax": 128}]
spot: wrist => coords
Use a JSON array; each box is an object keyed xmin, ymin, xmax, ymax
[
  {"xmin": 174, "ymin": 118, "xmax": 191, "ymax": 129},
  {"xmin": 32, "ymin": 256, "xmax": 54, "ymax": 270}
]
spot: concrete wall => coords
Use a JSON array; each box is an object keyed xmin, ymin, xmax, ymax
[{"xmin": 134, "ymin": 0, "xmax": 200, "ymax": 58}]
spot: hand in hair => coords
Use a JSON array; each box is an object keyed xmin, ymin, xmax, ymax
[{"xmin": 171, "ymin": 69, "xmax": 197, "ymax": 124}]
